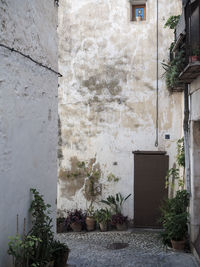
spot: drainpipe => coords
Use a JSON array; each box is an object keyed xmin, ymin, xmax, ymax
[
  {"xmin": 184, "ymin": 84, "xmax": 191, "ymax": 194},
  {"xmin": 155, "ymin": 0, "xmax": 159, "ymax": 147}
]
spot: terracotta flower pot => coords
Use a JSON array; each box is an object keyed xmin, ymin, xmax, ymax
[
  {"xmin": 190, "ymin": 55, "xmax": 199, "ymax": 62},
  {"xmin": 171, "ymin": 239, "xmax": 186, "ymax": 251},
  {"xmin": 70, "ymin": 222, "xmax": 82, "ymax": 232},
  {"xmin": 54, "ymin": 250, "xmax": 69, "ymax": 267},
  {"xmin": 136, "ymin": 16, "xmax": 142, "ymax": 22},
  {"xmin": 116, "ymin": 223, "xmax": 127, "ymax": 231},
  {"xmin": 86, "ymin": 216, "xmax": 96, "ymax": 231},
  {"xmin": 99, "ymin": 222, "xmax": 108, "ymax": 232}
]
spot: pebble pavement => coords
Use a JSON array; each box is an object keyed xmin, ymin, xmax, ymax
[{"xmin": 57, "ymin": 229, "xmax": 200, "ymax": 267}]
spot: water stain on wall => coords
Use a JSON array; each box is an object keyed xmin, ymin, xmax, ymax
[{"xmin": 59, "ymin": 157, "xmax": 102, "ymax": 201}]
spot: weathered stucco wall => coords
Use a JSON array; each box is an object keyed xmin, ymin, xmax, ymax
[
  {"xmin": 0, "ymin": 1, "xmax": 58, "ymax": 265},
  {"xmin": 189, "ymin": 76, "xmax": 200, "ymax": 254},
  {"xmin": 58, "ymin": 0, "xmax": 183, "ymax": 217}
]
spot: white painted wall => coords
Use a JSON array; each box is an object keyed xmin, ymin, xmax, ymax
[
  {"xmin": 0, "ymin": 1, "xmax": 58, "ymax": 265},
  {"xmin": 58, "ymin": 0, "xmax": 183, "ymax": 218}
]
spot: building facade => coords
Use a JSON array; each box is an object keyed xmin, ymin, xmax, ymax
[
  {"xmin": 0, "ymin": 1, "xmax": 58, "ymax": 265},
  {"xmin": 168, "ymin": 0, "xmax": 200, "ymax": 259},
  {"xmin": 58, "ymin": 0, "xmax": 183, "ymax": 219}
]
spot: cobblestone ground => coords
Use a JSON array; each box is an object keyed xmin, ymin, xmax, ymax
[{"xmin": 57, "ymin": 229, "xmax": 200, "ymax": 267}]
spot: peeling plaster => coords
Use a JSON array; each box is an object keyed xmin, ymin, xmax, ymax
[{"xmin": 58, "ymin": 0, "xmax": 183, "ymax": 217}]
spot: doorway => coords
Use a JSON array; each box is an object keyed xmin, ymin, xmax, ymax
[{"xmin": 133, "ymin": 151, "xmax": 169, "ymax": 228}]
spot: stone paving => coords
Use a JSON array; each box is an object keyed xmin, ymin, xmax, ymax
[{"xmin": 57, "ymin": 229, "xmax": 200, "ymax": 267}]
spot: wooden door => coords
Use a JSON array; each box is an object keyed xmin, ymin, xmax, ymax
[{"xmin": 133, "ymin": 151, "xmax": 169, "ymax": 228}]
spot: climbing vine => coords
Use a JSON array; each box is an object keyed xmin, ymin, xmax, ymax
[{"xmin": 165, "ymin": 138, "xmax": 185, "ymax": 191}]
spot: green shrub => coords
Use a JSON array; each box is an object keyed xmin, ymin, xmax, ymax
[{"xmin": 160, "ymin": 190, "xmax": 189, "ymax": 244}]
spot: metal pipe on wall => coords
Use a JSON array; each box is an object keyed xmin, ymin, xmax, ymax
[{"xmin": 155, "ymin": 0, "xmax": 159, "ymax": 147}]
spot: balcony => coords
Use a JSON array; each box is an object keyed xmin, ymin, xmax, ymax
[{"xmin": 179, "ymin": 61, "xmax": 200, "ymax": 83}]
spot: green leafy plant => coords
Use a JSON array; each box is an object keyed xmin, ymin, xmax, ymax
[
  {"xmin": 177, "ymin": 137, "xmax": 185, "ymax": 167},
  {"xmin": 165, "ymin": 167, "xmax": 179, "ymax": 188},
  {"xmin": 162, "ymin": 50, "xmax": 185, "ymax": 90},
  {"xmin": 94, "ymin": 208, "xmax": 111, "ymax": 225},
  {"xmin": 160, "ymin": 190, "xmax": 189, "ymax": 244},
  {"xmin": 111, "ymin": 213, "xmax": 128, "ymax": 225},
  {"xmin": 164, "ymin": 15, "xmax": 180, "ymax": 30},
  {"xmin": 8, "ymin": 234, "xmax": 41, "ymax": 267},
  {"xmin": 29, "ymin": 188, "xmax": 54, "ymax": 265},
  {"xmin": 8, "ymin": 189, "xmax": 69, "ymax": 266},
  {"xmin": 165, "ymin": 138, "xmax": 185, "ymax": 190},
  {"xmin": 87, "ymin": 202, "xmax": 95, "ymax": 217},
  {"xmin": 192, "ymin": 47, "xmax": 200, "ymax": 56},
  {"xmin": 100, "ymin": 193, "xmax": 131, "ymax": 214},
  {"xmin": 52, "ymin": 240, "xmax": 69, "ymax": 260}
]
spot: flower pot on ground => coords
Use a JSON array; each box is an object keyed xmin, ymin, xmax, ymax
[
  {"xmin": 86, "ymin": 216, "xmax": 96, "ymax": 231},
  {"xmin": 70, "ymin": 222, "xmax": 82, "ymax": 232},
  {"xmin": 112, "ymin": 213, "xmax": 128, "ymax": 231},
  {"xmin": 99, "ymin": 222, "xmax": 108, "ymax": 232},
  {"xmin": 86, "ymin": 202, "xmax": 96, "ymax": 231},
  {"xmin": 171, "ymin": 239, "xmax": 186, "ymax": 251},
  {"xmin": 116, "ymin": 223, "xmax": 127, "ymax": 231},
  {"xmin": 66, "ymin": 209, "xmax": 86, "ymax": 232},
  {"xmin": 52, "ymin": 240, "xmax": 70, "ymax": 267},
  {"xmin": 57, "ymin": 217, "xmax": 66, "ymax": 233},
  {"xmin": 94, "ymin": 208, "xmax": 111, "ymax": 232}
]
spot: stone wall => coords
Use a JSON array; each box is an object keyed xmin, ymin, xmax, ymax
[
  {"xmin": 0, "ymin": 1, "xmax": 58, "ymax": 265},
  {"xmin": 58, "ymin": 0, "xmax": 183, "ymax": 217},
  {"xmin": 189, "ymin": 76, "xmax": 200, "ymax": 256}
]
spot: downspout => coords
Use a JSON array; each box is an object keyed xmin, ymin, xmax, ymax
[
  {"xmin": 184, "ymin": 85, "xmax": 191, "ymax": 194},
  {"xmin": 155, "ymin": 0, "xmax": 159, "ymax": 147}
]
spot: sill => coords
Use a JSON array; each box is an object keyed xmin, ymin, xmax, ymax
[
  {"xmin": 168, "ymin": 84, "xmax": 185, "ymax": 93},
  {"xmin": 179, "ymin": 61, "xmax": 200, "ymax": 84},
  {"xmin": 130, "ymin": 20, "xmax": 147, "ymax": 24}
]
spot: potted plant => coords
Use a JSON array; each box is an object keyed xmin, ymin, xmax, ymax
[
  {"xmin": 86, "ymin": 202, "xmax": 96, "ymax": 231},
  {"xmin": 190, "ymin": 47, "xmax": 200, "ymax": 62},
  {"xmin": 162, "ymin": 49, "xmax": 185, "ymax": 91},
  {"xmin": 160, "ymin": 190, "xmax": 189, "ymax": 250},
  {"xmin": 8, "ymin": 234, "xmax": 42, "ymax": 267},
  {"xmin": 28, "ymin": 188, "xmax": 56, "ymax": 265},
  {"xmin": 94, "ymin": 208, "xmax": 111, "ymax": 232},
  {"xmin": 8, "ymin": 189, "xmax": 70, "ymax": 266},
  {"xmin": 100, "ymin": 193, "xmax": 131, "ymax": 214},
  {"xmin": 57, "ymin": 217, "xmax": 66, "ymax": 233},
  {"xmin": 52, "ymin": 240, "xmax": 70, "ymax": 267},
  {"xmin": 65, "ymin": 209, "xmax": 86, "ymax": 232},
  {"xmin": 112, "ymin": 213, "xmax": 128, "ymax": 231}
]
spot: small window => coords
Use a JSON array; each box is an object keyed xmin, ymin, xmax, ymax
[{"xmin": 131, "ymin": 4, "xmax": 146, "ymax": 21}]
